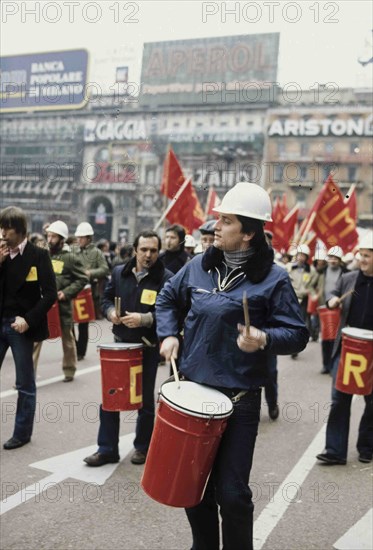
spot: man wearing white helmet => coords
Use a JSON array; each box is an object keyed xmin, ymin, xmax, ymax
[
  {"xmin": 286, "ymin": 243, "xmax": 311, "ymax": 357},
  {"xmin": 312, "ymin": 245, "xmax": 347, "ymax": 373},
  {"xmin": 184, "ymin": 234, "xmax": 196, "ymax": 256},
  {"xmin": 156, "ymin": 182, "xmax": 309, "ymax": 550},
  {"xmin": 73, "ymin": 223, "xmax": 109, "ymax": 360},
  {"xmin": 317, "ymin": 231, "xmax": 373, "ymax": 465},
  {"xmin": 0, "ymin": 207, "xmax": 57, "ymax": 449},
  {"xmin": 41, "ymin": 221, "xmax": 88, "ymax": 382}
]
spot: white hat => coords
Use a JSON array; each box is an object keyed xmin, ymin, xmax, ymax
[
  {"xmin": 359, "ymin": 231, "xmax": 373, "ymax": 250},
  {"xmin": 47, "ymin": 220, "xmax": 68, "ymax": 240},
  {"xmin": 327, "ymin": 246, "xmax": 344, "ymax": 259},
  {"xmin": 297, "ymin": 243, "xmax": 310, "ymax": 256},
  {"xmin": 75, "ymin": 222, "xmax": 94, "ymax": 237},
  {"xmin": 184, "ymin": 235, "xmax": 196, "ymax": 248},
  {"xmin": 342, "ymin": 252, "xmax": 354, "ymax": 264},
  {"xmin": 213, "ymin": 182, "xmax": 272, "ymax": 222},
  {"xmin": 314, "ymin": 248, "xmax": 328, "ymax": 261}
]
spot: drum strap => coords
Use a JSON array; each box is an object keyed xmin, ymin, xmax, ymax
[{"xmin": 231, "ymin": 390, "xmax": 248, "ymax": 403}]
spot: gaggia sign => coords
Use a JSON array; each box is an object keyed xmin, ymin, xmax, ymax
[{"xmin": 0, "ymin": 49, "xmax": 89, "ymax": 111}]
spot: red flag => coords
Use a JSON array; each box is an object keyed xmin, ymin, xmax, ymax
[
  {"xmin": 160, "ymin": 147, "xmax": 185, "ymax": 199},
  {"xmin": 344, "ymin": 184, "xmax": 357, "ymax": 222},
  {"xmin": 165, "ymin": 179, "xmax": 206, "ymax": 233},
  {"xmin": 307, "ymin": 175, "xmax": 358, "ymax": 252},
  {"xmin": 271, "ymin": 197, "xmax": 290, "ymax": 251},
  {"xmin": 205, "ymin": 187, "xmax": 221, "ymax": 219},
  {"xmin": 281, "ymin": 193, "xmax": 288, "ymax": 215}
]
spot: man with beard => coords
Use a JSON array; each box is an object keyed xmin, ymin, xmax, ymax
[{"xmin": 34, "ymin": 220, "xmax": 88, "ymax": 382}]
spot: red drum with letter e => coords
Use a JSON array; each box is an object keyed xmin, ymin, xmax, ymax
[
  {"xmin": 98, "ymin": 343, "xmax": 143, "ymax": 411},
  {"xmin": 73, "ymin": 284, "xmax": 96, "ymax": 323},
  {"xmin": 335, "ymin": 328, "xmax": 373, "ymax": 395},
  {"xmin": 141, "ymin": 379, "xmax": 233, "ymax": 508}
]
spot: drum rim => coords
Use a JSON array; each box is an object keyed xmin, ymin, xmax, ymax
[
  {"xmin": 160, "ymin": 380, "xmax": 233, "ymax": 419},
  {"xmin": 342, "ymin": 327, "xmax": 373, "ymax": 340},
  {"xmin": 98, "ymin": 343, "xmax": 143, "ymax": 350}
]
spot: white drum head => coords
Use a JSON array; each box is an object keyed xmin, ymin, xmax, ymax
[
  {"xmin": 98, "ymin": 342, "xmax": 143, "ymax": 351},
  {"xmin": 342, "ymin": 328, "xmax": 373, "ymax": 341},
  {"xmin": 161, "ymin": 380, "xmax": 233, "ymax": 419}
]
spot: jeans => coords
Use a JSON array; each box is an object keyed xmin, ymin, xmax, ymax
[
  {"xmin": 0, "ymin": 318, "xmax": 36, "ymax": 441},
  {"xmin": 98, "ymin": 346, "xmax": 160, "ymax": 456},
  {"xmin": 185, "ymin": 388, "xmax": 262, "ymax": 550},
  {"xmin": 264, "ymin": 355, "xmax": 278, "ymax": 409},
  {"xmin": 75, "ymin": 321, "xmax": 89, "ymax": 358},
  {"xmin": 325, "ymin": 354, "xmax": 373, "ymax": 460},
  {"xmin": 321, "ymin": 340, "xmax": 334, "ymax": 373}
]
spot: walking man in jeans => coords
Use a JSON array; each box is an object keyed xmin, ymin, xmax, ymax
[{"xmin": 0, "ymin": 206, "xmax": 56, "ymax": 449}]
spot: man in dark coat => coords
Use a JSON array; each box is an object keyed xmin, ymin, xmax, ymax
[
  {"xmin": 316, "ymin": 231, "xmax": 373, "ymax": 465},
  {"xmin": 84, "ymin": 230, "xmax": 173, "ymax": 467},
  {"xmin": 0, "ymin": 206, "xmax": 57, "ymax": 449},
  {"xmin": 159, "ymin": 224, "xmax": 191, "ymax": 274}
]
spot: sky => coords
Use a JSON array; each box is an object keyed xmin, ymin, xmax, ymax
[{"xmin": 1, "ymin": 0, "xmax": 372, "ymax": 91}]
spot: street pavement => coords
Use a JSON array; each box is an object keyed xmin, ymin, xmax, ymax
[{"xmin": 1, "ymin": 319, "xmax": 372, "ymax": 550}]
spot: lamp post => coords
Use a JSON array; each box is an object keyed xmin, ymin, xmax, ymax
[{"xmin": 211, "ymin": 146, "xmax": 247, "ymax": 188}]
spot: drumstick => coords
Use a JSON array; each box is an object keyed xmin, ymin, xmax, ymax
[
  {"xmin": 339, "ymin": 289, "xmax": 355, "ymax": 303},
  {"xmin": 243, "ymin": 291, "xmax": 250, "ymax": 331},
  {"xmin": 170, "ymin": 356, "xmax": 180, "ymax": 389}
]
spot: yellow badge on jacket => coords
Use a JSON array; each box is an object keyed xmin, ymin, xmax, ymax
[
  {"xmin": 52, "ymin": 259, "xmax": 64, "ymax": 274},
  {"xmin": 140, "ymin": 289, "xmax": 157, "ymax": 305},
  {"xmin": 26, "ymin": 266, "xmax": 38, "ymax": 281}
]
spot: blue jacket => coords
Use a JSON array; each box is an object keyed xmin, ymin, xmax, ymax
[{"xmin": 156, "ymin": 245, "xmax": 309, "ymax": 389}]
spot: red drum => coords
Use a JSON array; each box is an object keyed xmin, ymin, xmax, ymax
[
  {"xmin": 317, "ymin": 306, "xmax": 341, "ymax": 341},
  {"xmin": 335, "ymin": 328, "xmax": 373, "ymax": 395},
  {"xmin": 98, "ymin": 343, "xmax": 143, "ymax": 411},
  {"xmin": 141, "ymin": 380, "xmax": 233, "ymax": 508},
  {"xmin": 73, "ymin": 285, "xmax": 95, "ymax": 323},
  {"xmin": 47, "ymin": 302, "xmax": 62, "ymax": 339},
  {"xmin": 307, "ymin": 294, "xmax": 319, "ymax": 315}
]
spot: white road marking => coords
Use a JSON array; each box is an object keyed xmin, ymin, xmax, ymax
[
  {"xmin": 253, "ymin": 424, "xmax": 327, "ymax": 549},
  {"xmin": 254, "ymin": 396, "xmax": 360, "ymax": 549},
  {"xmin": 0, "ymin": 364, "xmax": 101, "ymax": 399},
  {"xmin": 333, "ymin": 508, "xmax": 373, "ymax": 549},
  {"xmin": 0, "ymin": 432, "xmax": 135, "ymax": 515}
]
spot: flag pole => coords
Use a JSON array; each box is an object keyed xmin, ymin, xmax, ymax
[
  {"xmin": 205, "ymin": 186, "xmax": 212, "ymax": 217},
  {"xmin": 154, "ymin": 178, "xmax": 191, "ymax": 231},
  {"xmin": 299, "ymin": 211, "xmax": 317, "ymax": 243}
]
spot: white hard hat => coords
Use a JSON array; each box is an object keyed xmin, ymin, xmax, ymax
[
  {"xmin": 313, "ymin": 248, "xmax": 328, "ymax": 261},
  {"xmin": 297, "ymin": 244, "xmax": 310, "ymax": 256},
  {"xmin": 47, "ymin": 220, "xmax": 68, "ymax": 240},
  {"xmin": 75, "ymin": 222, "xmax": 94, "ymax": 237},
  {"xmin": 184, "ymin": 234, "xmax": 196, "ymax": 248},
  {"xmin": 359, "ymin": 231, "xmax": 373, "ymax": 250},
  {"xmin": 328, "ymin": 245, "xmax": 343, "ymax": 259},
  {"xmin": 342, "ymin": 252, "xmax": 354, "ymax": 264},
  {"xmin": 213, "ymin": 182, "xmax": 272, "ymax": 222}
]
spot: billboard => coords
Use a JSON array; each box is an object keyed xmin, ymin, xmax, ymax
[
  {"xmin": 0, "ymin": 49, "xmax": 89, "ymax": 112},
  {"xmin": 140, "ymin": 33, "xmax": 279, "ymax": 107}
]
